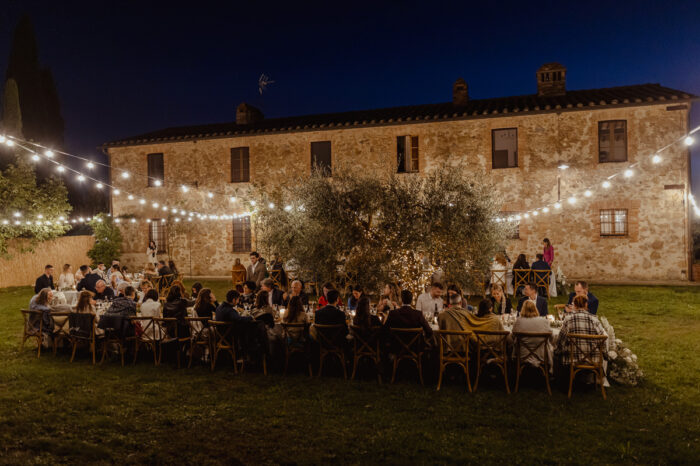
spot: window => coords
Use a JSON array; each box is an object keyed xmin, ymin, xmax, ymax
[
  {"xmin": 501, "ymin": 212, "xmax": 520, "ymax": 239},
  {"xmin": 397, "ymin": 136, "xmax": 419, "ymax": 173},
  {"xmin": 147, "ymin": 153, "xmax": 164, "ymax": 187},
  {"xmin": 600, "ymin": 209, "xmax": 628, "ymax": 236},
  {"xmin": 233, "ymin": 217, "xmax": 252, "ymax": 252},
  {"xmin": 311, "ymin": 141, "xmax": 331, "ymax": 176},
  {"xmin": 149, "ymin": 219, "xmax": 167, "ymax": 253},
  {"xmin": 231, "ymin": 147, "xmax": 250, "ymax": 182},
  {"xmin": 492, "ymin": 128, "xmax": 517, "ymax": 169},
  {"xmin": 599, "ymin": 120, "xmax": 627, "ymax": 162}
]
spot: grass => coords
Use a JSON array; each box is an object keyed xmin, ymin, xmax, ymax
[{"xmin": 0, "ymin": 282, "xmax": 698, "ymax": 464}]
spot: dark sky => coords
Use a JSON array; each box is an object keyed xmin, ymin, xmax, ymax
[{"xmin": 1, "ymin": 0, "xmax": 699, "ymax": 185}]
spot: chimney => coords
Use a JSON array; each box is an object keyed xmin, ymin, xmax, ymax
[
  {"xmin": 452, "ymin": 78, "xmax": 469, "ymax": 106},
  {"xmin": 236, "ymin": 102, "xmax": 264, "ymax": 125},
  {"xmin": 536, "ymin": 63, "xmax": 566, "ymax": 97}
]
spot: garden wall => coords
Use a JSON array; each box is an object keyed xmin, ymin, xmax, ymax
[{"xmin": 0, "ymin": 235, "xmax": 94, "ymax": 288}]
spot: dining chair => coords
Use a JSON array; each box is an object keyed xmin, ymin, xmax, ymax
[
  {"xmin": 434, "ymin": 329, "xmax": 472, "ymax": 391},
  {"xmin": 389, "ymin": 328, "xmax": 425, "ymax": 386},
  {"xmin": 349, "ymin": 325, "xmax": 383, "ymax": 383},
  {"xmin": 567, "ymin": 333, "xmax": 608, "ymax": 399},
  {"xmin": 473, "ymin": 329, "xmax": 511, "ymax": 393},
  {"xmin": 512, "ymin": 331, "xmax": 553, "ymax": 395}
]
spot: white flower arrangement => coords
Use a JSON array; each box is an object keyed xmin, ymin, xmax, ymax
[
  {"xmin": 555, "ymin": 266, "xmax": 570, "ymax": 296},
  {"xmin": 599, "ymin": 316, "xmax": 644, "ymax": 385}
]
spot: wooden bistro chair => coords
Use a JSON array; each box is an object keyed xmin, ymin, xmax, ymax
[
  {"xmin": 67, "ymin": 312, "xmax": 98, "ymax": 364},
  {"xmin": 389, "ymin": 328, "xmax": 426, "ymax": 386},
  {"xmin": 129, "ymin": 316, "xmax": 159, "ymax": 365},
  {"xmin": 100, "ymin": 319, "xmax": 129, "ymax": 367},
  {"xmin": 531, "ymin": 269, "xmax": 551, "ymax": 299},
  {"xmin": 281, "ymin": 323, "xmax": 313, "ymax": 377},
  {"xmin": 473, "ymin": 330, "xmax": 511, "ymax": 393},
  {"xmin": 554, "ymin": 304, "xmax": 567, "ymax": 320},
  {"xmin": 490, "ymin": 270, "xmax": 507, "ymax": 292},
  {"xmin": 349, "ymin": 325, "xmax": 383, "ymax": 383},
  {"xmin": 512, "ymin": 269, "xmax": 530, "ymax": 296},
  {"xmin": 155, "ymin": 317, "xmax": 188, "ymax": 368},
  {"xmin": 270, "ymin": 269, "xmax": 283, "ymax": 288},
  {"xmin": 434, "ymin": 330, "xmax": 472, "ymax": 392},
  {"xmin": 512, "ymin": 331, "xmax": 553, "ymax": 395},
  {"xmin": 186, "ymin": 317, "xmax": 212, "ymax": 368},
  {"xmin": 208, "ymin": 321, "xmax": 238, "ymax": 373},
  {"xmin": 20, "ymin": 309, "xmax": 44, "ymax": 357},
  {"xmin": 314, "ymin": 324, "xmax": 348, "ymax": 379},
  {"xmin": 567, "ymin": 333, "xmax": 608, "ymax": 400},
  {"xmin": 50, "ymin": 311, "xmax": 73, "ymax": 356}
]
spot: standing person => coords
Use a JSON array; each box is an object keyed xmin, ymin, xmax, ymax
[
  {"xmin": 34, "ymin": 265, "xmax": 54, "ymax": 294},
  {"xmin": 415, "ymin": 282, "xmax": 445, "ymax": 320},
  {"xmin": 246, "ymin": 252, "xmax": 268, "ymax": 288},
  {"xmin": 231, "ymin": 258, "xmax": 247, "ymax": 285},
  {"xmin": 58, "ymin": 264, "xmax": 76, "ymax": 290},
  {"xmin": 543, "ymin": 238, "xmax": 555, "ymax": 267},
  {"xmin": 147, "ymin": 241, "xmax": 158, "ymax": 267}
]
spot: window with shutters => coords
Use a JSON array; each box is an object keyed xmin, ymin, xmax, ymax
[
  {"xmin": 149, "ymin": 219, "xmax": 167, "ymax": 253},
  {"xmin": 397, "ymin": 136, "xmax": 419, "ymax": 173},
  {"xmin": 598, "ymin": 120, "xmax": 627, "ymax": 162},
  {"xmin": 232, "ymin": 217, "xmax": 252, "ymax": 252},
  {"xmin": 600, "ymin": 209, "xmax": 628, "ymax": 236},
  {"xmin": 492, "ymin": 129, "xmax": 518, "ymax": 169},
  {"xmin": 311, "ymin": 141, "xmax": 331, "ymax": 176},
  {"xmin": 231, "ymin": 147, "xmax": 250, "ymax": 182},
  {"xmin": 147, "ymin": 153, "xmax": 164, "ymax": 187}
]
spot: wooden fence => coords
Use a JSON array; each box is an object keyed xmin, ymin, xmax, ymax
[{"xmin": 0, "ymin": 235, "xmax": 94, "ymax": 288}]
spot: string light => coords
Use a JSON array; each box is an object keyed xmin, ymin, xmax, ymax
[
  {"xmin": 56, "ymin": 165, "xmax": 65, "ymax": 173},
  {"xmin": 44, "ymin": 150, "xmax": 54, "ymax": 158},
  {"xmin": 77, "ymin": 175, "xmax": 85, "ymax": 182},
  {"xmin": 602, "ymin": 180, "xmax": 611, "ymax": 189},
  {"xmin": 684, "ymin": 136, "xmax": 694, "ymax": 146},
  {"xmin": 96, "ymin": 183, "xmax": 103, "ymax": 189},
  {"xmin": 5, "ymin": 140, "xmax": 14, "ymax": 147},
  {"xmin": 181, "ymin": 185, "xmax": 189, "ymax": 193},
  {"xmin": 624, "ymin": 169, "xmax": 634, "ymax": 178},
  {"xmin": 113, "ymin": 189, "xmax": 121, "ymax": 195},
  {"xmin": 121, "ymin": 171, "xmax": 130, "ymax": 179},
  {"xmin": 128, "ymin": 194, "xmax": 134, "ymax": 200},
  {"xmin": 567, "ymin": 196, "xmax": 577, "ymax": 205},
  {"xmin": 652, "ymin": 154, "xmax": 661, "ymax": 164},
  {"xmin": 268, "ymin": 202, "xmax": 275, "ymax": 209},
  {"xmin": 154, "ymin": 180, "xmax": 162, "ymax": 187},
  {"xmin": 207, "ymin": 192, "xmax": 214, "ymax": 198},
  {"xmin": 554, "ymin": 202, "xmax": 562, "ymax": 209},
  {"xmin": 584, "ymin": 190, "xmax": 592, "ymax": 197},
  {"xmin": 542, "ymin": 207, "xmax": 549, "ymax": 213},
  {"xmin": 86, "ymin": 162, "xmax": 95, "ymax": 169}
]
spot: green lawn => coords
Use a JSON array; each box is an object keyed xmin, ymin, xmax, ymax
[{"xmin": 0, "ymin": 282, "xmax": 698, "ymax": 464}]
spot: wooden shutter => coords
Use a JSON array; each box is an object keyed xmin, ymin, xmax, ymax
[
  {"xmin": 599, "ymin": 120, "xmax": 627, "ymax": 162},
  {"xmin": 311, "ymin": 141, "xmax": 331, "ymax": 176},
  {"xmin": 410, "ymin": 136, "xmax": 419, "ymax": 172},
  {"xmin": 231, "ymin": 147, "xmax": 250, "ymax": 182},
  {"xmin": 232, "ymin": 217, "xmax": 252, "ymax": 252},
  {"xmin": 147, "ymin": 153, "xmax": 164, "ymax": 187}
]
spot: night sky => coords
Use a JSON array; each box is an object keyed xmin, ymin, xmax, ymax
[{"xmin": 1, "ymin": 1, "xmax": 699, "ymax": 186}]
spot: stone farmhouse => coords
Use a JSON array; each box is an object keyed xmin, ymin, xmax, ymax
[{"xmin": 103, "ymin": 63, "xmax": 696, "ymax": 282}]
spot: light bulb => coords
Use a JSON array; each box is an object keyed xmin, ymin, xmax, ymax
[
  {"xmin": 229, "ymin": 196, "xmax": 236, "ymax": 202},
  {"xmin": 96, "ymin": 183, "xmax": 103, "ymax": 189},
  {"xmin": 6, "ymin": 140, "xmax": 14, "ymax": 147},
  {"xmin": 584, "ymin": 190, "xmax": 592, "ymax": 197},
  {"xmin": 128, "ymin": 194, "xmax": 134, "ymax": 200},
  {"xmin": 77, "ymin": 175, "xmax": 85, "ymax": 182},
  {"xmin": 13, "ymin": 212, "xmax": 21, "ymax": 217},
  {"xmin": 250, "ymin": 200, "xmax": 257, "ymax": 206},
  {"xmin": 31, "ymin": 154, "xmax": 40, "ymax": 161},
  {"xmin": 56, "ymin": 166, "xmax": 65, "ymax": 173},
  {"xmin": 45, "ymin": 150, "xmax": 54, "ymax": 157},
  {"xmin": 181, "ymin": 185, "xmax": 189, "ymax": 192},
  {"xmin": 175, "ymin": 218, "xmax": 180, "ymax": 222},
  {"xmin": 152, "ymin": 202, "xmax": 159, "ymax": 208},
  {"xmin": 268, "ymin": 202, "xmax": 275, "ymax": 209},
  {"xmin": 523, "ymin": 213, "xmax": 529, "ymax": 218},
  {"xmin": 568, "ymin": 196, "xmax": 577, "ymax": 205},
  {"xmin": 162, "ymin": 206, "xmax": 167, "ymax": 211},
  {"xmin": 113, "ymin": 189, "xmax": 121, "ymax": 195},
  {"xmin": 684, "ymin": 136, "xmax": 694, "ymax": 146},
  {"xmin": 532, "ymin": 211, "xmax": 539, "ymax": 216},
  {"xmin": 554, "ymin": 202, "xmax": 562, "ymax": 209},
  {"xmin": 37, "ymin": 214, "xmax": 43, "ymax": 219},
  {"xmin": 624, "ymin": 169, "xmax": 633, "ymax": 178},
  {"xmin": 121, "ymin": 171, "xmax": 130, "ymax": 179},
  {"xmin": 284, "ymin": 205, "xmax": 292, "ymax": 212},
  {"xmin": 602, "ymin": 180, "xmax": 611, "ymax": 189},
  {"xmin": 543, "ymin": 207, "xmax": 549, "ymax": 213},
  {"xmin": 139, "ymin": 199, "xmax": 146, "ymax": 205},
  {"xmin": 130, "ymin": 218, "xmax": 136, "ymax": 223},
  {"xmin": 0, "ymin": 136, "xmax": 5, "ymax": 143},
  {"xmin": 87, "ymin": 162, "xmax": 95, "ymax": 169},
  {"xmin": 652, "ymin": 154, "xmax": 661, "ymax": 164},
  {"xmin": 154, "ymin": 180, "xmax": 162, "ymax": 187}
]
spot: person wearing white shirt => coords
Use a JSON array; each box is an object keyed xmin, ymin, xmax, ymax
[
  {"xmin": 415, "ymin": 282, "xmax": 445, "ymax": 319},
  {"xmin": 140, "ymin": 289, "xmax": 163, "ymax": 340},
  {"xmin": 57, "ymin": 264, "xmax": 76, "ymax": 290}
]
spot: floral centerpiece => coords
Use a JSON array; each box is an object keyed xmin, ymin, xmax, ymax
[
  {"xmin": 599, "ymin": 316, "xmax": 644, "ymax": 385},
  {"xmin": 555, "ymin": 266, "xmax": 570, "ymax": 296}
]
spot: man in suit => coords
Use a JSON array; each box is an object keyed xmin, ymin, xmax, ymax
[
  {"xmin": 384, "ymin": 289, "xmax": 433, "ymax": 339},
  {"xmin": 215, "ymin": 290, "xmax": 254, "ymax": 323},
  {"xmin": 567, "ymin": 280, "xmax": 600, "ymax": 315},
  {"xmin": 246, "ymin": 251, "xmax": 267, "ymax": 288},
  {"xmin": 157, "ymin": 260, "xmax": 172, "ymax": 276},
  {"xmin": 313, "ymin": 289, "xmax": 348, "ymax": 336},
  {"xmin": 517, "ymin": 282, "xmax": 548, "ymax": 317},
  {"xmin": 34, "ymin": 265, "xmax": 54, "ymax": 294},
  {"xmin": 260, "ymin": 278, "xmax": 285, "ymax": 307},
  {"xmin": 530, "ymin": 253, "xmax": 551, "ymax": 296},
  {"xmin": 77, "ymin": 265, "xmax": 102, "ymax": 293}
]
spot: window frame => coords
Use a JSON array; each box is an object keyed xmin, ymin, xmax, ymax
[
  {"xmin": 397, "ymin": 135, "xmax": 419, "ymax": 173},
  {"xmin": 310, "ymin": 141, "xmax": 332, "ymax": 177},
  {"xmin": 232, "ymin": 217, "xmax": 252, "ymax": 253},
  {"xmin": 149, "ymin": 218, "xmax": 167, "ymax": 254},
  {"xmin": 599, "ymin": 208, "xmax": 628, "ymax": 237},
  {"xmin": 230, "ymin": 147, "xmax": 250, "ymax": 183},
  {"xmin": 598, "ymin": 120, "xmax": 628, "ymax": 163},
  {"xmin": 147, "ymin": 153, "xmax": 164, "ymax": 187},
  {"xmin": 491, "ymin": 128, "xmax": 518, "ymax": 169}
]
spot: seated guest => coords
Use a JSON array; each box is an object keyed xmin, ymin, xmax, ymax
[
  {"xmin": 240, "ymin": 281, "xmax": 257, "ymax": 306},
  {"xmin": 347, "ymin": 286, "xmax": 364, "ymax": 311},
  {"xmin": 554, "ymin": 295, "xmax": 607, "ymax": 374},
  {"xmin": 447, "ymin": 284, "xmax": 471, "ymax": 310},
  {"xmin": 77, "ymin": 265, "xmax": 101, "ymax": 293},
  {"xmin": 106, "ymin": 260, "xmax": 120, "ymax": 281},
  {"xmin": 512, "ymin": 300, "xmax": 552, "ymax": 366},
  {"xmin": 34, "ymin": 265, "xmax": 54, "ymax": 294},
  {"xmin": 313, "ymin": 288, "xmax": 348, "ymax": 336},
  {"xmin": 283, "ymin": 280, "xmax": 309, "ymax": 307},
  {"xmin": 168, "ymin": 260, "xmax": 179, "ymax": 276},
  {"xmin": 282, "ymin": 295, "xmax": 309, "ymax": 340},
  {"xmin": 377, "ymin": 282, "xmax": 400, "ymax": 316},
  {"xmin": 162, "ymin": 286, "xmax": 190, "ymax": 338},
  {"xmin": 352, "ymin": 296, "xmax": 381, "ymax": 329},
  {"xmin": 29, "ymin": 288, "xmax": 55, "ymax": 335},
  {"xmin": 461, "ymin": 299, "xmax": 505, "ymax": 343},
  {"xmin": 110, "ymin": 264, "xmax": 124, "ymax": 282},
  {"xmin": 93, "ymin": 280, "xmax": 115, "ymax": 301},
  {"xmin": 438, "ymin": 292, "xmax": 474, "ymax": 345},
  {"xmin": 74, "ymin": 264, "xmax": 86, "ymax": 283},
  {"xmin": 384, "ymin": 290, "xmax": 433, "ymax": 339},
  {"xmin": 251, "ymin": 290, "xmax": 275, "ymax": 328},
  {"xmin": 215, "ymin": 290, "xmax": 253, "ymax": 323},
  {"xmin": 143, "ymin": 262, "xmax": 157, "ymax": 278},
  {"xmin": 98, "ymin": 286, "xmax": 137, "ymax": 336},
  {"xmin": 193, "ymin": 288, "xmax": 218, "ymax": 320},
  {"xmin": 567, "ymin": 280, "xmax": 599, "ymax": 315},
  {"xmin": 139, "ymin": 289, "xmax": 162, "ymax": 340},
  {"xmin": 489, "ymin": 283, "xmax": 512, "ymax": 315},
  {"xmin": 517, "ymin": 282, "xmax": 548, "ymax": 317},
  {"xmin": 191, "ymin": 282, "xmax": 203, "ymax": 301},
  {"xmin": 138, "ymin": 280, "xmax": 153, "ymax": 303},
  {"xmin": 109, "ymin": 273, "xmax": 121, "ymax": 295},
  {"xmin": 75, "ymin": 290, "xmax": 96, "ymax": 314},
  {"xmin": 94, "ymin": 262, "xmax": 107, "ymax": 280},
  {"xmin": 415, "ymin": 282, "xmax": 444, "ymax": 318},
  {"xmin": 170, "ymin": 280, "xmax": 190, "ymax": 301},
  {"xmin": 58, "ymin": 264, "xmax": 75, "ymax": 290},
  {"xmin": 317, "ymin": 282, "xmax": 336, "ymax": 307},
  {"xmin": 157, "ymin": 260, "xmax": 172, "ymax": 276},
  {"xmin": 260, "ymin": 278, "xmax": 284, "ymax": 307}
]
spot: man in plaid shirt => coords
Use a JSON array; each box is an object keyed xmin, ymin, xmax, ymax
[{"xmin": 555, "ymin": 295, "xmax": 608, "ymax": 367}]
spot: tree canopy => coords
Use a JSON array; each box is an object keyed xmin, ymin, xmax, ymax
[{"xmin": 252, "ymin": 164, "xmax": 512, "ymax": 295}]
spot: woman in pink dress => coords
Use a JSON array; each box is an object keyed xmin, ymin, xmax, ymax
[{"xmin": 543, "ymin": 238, "xmax": 554, "ymax": 266}]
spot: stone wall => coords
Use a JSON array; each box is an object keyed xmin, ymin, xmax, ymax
[
  {"xmin": 0, "ymin": 235, "xmax": 95, "ymax": 288},
  {"xmin": 107, "ymin": 103, "xmax": 691, "ymax": 281}
]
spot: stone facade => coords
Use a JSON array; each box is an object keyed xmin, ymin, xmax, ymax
[{"xmin": 106, "ymin": 99, "xmax": 692, "ymax": 282}]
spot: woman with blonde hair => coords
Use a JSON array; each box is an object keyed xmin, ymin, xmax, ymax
[
  {"xmin": 58, "ymin": 264, "xmax": 76, "ymax": 290},
  {"xmin": 377, "ymin": 282, "xmax": 400, "ymax": 316},
  {"xmin": 512, "ymin": 300, "xmax": 552, "ymax": 366},
  {"xmin": 489, "ymin": 283, "xmax": 512, "ymax": 315}
]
